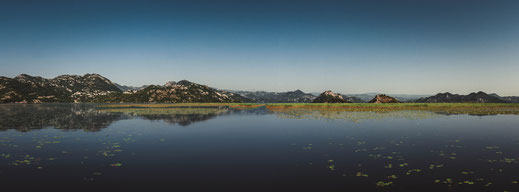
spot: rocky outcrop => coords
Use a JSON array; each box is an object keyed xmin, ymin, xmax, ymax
[
  {"xmin": 312, "ymin": 90, "xmax": 349, "ymax": 103},
  {"xmin": 368, "ymin": 94, "xmax": 400, "ymax": 103}
]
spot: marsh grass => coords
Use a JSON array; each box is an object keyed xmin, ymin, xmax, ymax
[
  {"xmin": 270, "ymin": 109, "xmax": 443, "ymax": 122},
  {"xmin": 266, "ymin": 103, "xmax": 519, "ymax": 115},
  {"xmin": 97, "ymin": 103, "xmax": 519, "ymax": 115}
]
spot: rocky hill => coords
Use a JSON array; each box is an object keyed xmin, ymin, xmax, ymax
[
  {"xmin": 0, "ymin": 74, "xmax": 250, "ymax": 103},
  {"xmin": 0, "ymin": 74, "xmax": 121, "ymax": 103},
  {"xmin": 312, "ymin": 90, "xmax": 350, "ymax": 103},
  {"xmin": 368, "ymin": 94, "xmax": 400, "ymax": 103},
  {"xmin": 98, "ymin": 80, "xmax": 250, "ymax": 103},
  {"xmin": 231, "ymin": 90, "xmax": 316, "ymax": 103},
  {"xmin": 415, "ymin": 91, "xmax": 507, "ymax": 103},
  {"xmin": 3, "ymin": 74, "xmax": 517, "ymax": 104}
]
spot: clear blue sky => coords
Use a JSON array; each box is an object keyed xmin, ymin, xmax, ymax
[{"xmin": 1, "ymin": 0, "xmax": 518, "ymax": 95}]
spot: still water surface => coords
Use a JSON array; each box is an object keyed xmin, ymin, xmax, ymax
[{"xmin": 1, "ymin": 104, "xmax": 519, "ymax": 191}]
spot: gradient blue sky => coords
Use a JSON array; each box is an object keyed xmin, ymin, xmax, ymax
[{"xmin": 1, "ymin": 0, "xmax": 518, "ymax": 95}]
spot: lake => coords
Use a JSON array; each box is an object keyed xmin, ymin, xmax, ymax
[{"xmin": 1, "ymin": 104, "xmax": 519, "ymax": 191}]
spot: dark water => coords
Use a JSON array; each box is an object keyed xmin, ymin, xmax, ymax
[{"xmin": 1, "ymin": 104, "xmax": 519, "ymax": 191}]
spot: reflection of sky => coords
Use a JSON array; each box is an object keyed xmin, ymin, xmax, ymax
[{"xmin": 1, "ymin": 0, "xmax": 519, "ymax": 95}]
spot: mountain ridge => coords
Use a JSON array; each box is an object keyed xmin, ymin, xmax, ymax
[
  {"xmin": 1, "ymin": 74, "xmax": 517, "ymax": 103},
  {"xmin": 228, "ymin": 89, "xmax": 316, "ymax": 103},
  {"xmin": 415, "ymin": 91, "xmax": 508, "ymax": 103},
  {"xmin": 0, "ymin": 74, "xmax": 248, "ymax": 103}
]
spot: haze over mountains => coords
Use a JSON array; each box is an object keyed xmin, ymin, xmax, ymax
[{"xmin": 0, "ymin": 74, "xmax": 517, "ymax": 104}]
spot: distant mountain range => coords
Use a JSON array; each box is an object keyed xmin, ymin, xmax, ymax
[
  {"xmin": 310, "ymin": 90, "xmax": 364, "ymax": 103},
  {"xmin": 344, "ymin": 93, "xmax": 431, "ymax": 102},
  {"xmin": 229, "ymin": 90, "xmax": 316, "ymax": 103},
  {"xmin": 1, "ymin": 74, "xmax": 518, "ymax": 103},
  {"xmin": 114, "ymin": 83, "xmax": 148, "ymax": 92},
  {"xmin": 415, "ymin": 92, "xmax": 517, "ymax": 103}
]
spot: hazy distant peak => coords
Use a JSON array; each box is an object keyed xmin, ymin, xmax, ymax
[
  {"xmin": 164, "ymin": 81, "xmax": 177, "ymax": 87},
  {"xmin": 15, "ymin": 74, "xmax": 31, "ymax": 79},
  {"xmin": 15, "ymin": 74, "xmax": 43, "ymax": 80},
  {"xmin": 489, "ymin": 93, "xmax": 501, "ymax": 98},
  {"xmin": 177, "ymin": 80, "xmax": 193, "ymax": 86},
  {"xmin": 293, "ymin": 89, "xmax": 304, "ymax": 94}
]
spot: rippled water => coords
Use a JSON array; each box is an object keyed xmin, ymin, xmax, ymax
[{"xmin": 1, "ymin": 104, "xmax": 519, "ymax": 191}]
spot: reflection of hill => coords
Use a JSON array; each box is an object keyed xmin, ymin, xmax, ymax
[
  {"xmin": 267, "ymin": 107, "xmax": 443, "ymax": 122},
  {"xmin": 141, "ymin": 114, "xmax": 220, "ymax": 126},
  {"xmin": 0, "ymin": 104, "xmax": 122, "ymax": 132},
  {"xmin": 100, "ymin": 107, "xmax": 231, "ymax": 126},
  {"xmin": 0, "ymin": 104, "xmax": 266, "ymax": 132}
]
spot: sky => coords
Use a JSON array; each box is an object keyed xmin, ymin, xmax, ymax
[{"xmin": 1, "ymin": 0, "xmax": 518, "ymax": 95}]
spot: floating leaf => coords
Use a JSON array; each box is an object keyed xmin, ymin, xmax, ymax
[
  {"xmin": 376, "ymin": 181, "xmax": 393, "ymax": 187},
  {"xmin": 110, "ymin": 163, "xmax": 123, "ymax": 167}
]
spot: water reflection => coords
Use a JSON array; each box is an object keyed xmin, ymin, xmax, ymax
[
  {"xmin": 0, "ymin": 104, "xmax": 121, "ymax": 132},
  {"xmin": 2, "ymin": 104, "xmax": 519, "ymax": 132},
  {"xmin": 1, "ymin": 104, "xmax": 519, "ymax": 191},
  {"xmin": 0, "ymin": 104, "xmax": 267, "ymax": 132},
  {"xmin": 100, "ymin": 107, "xmax": 232, "ymax": 126}
]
